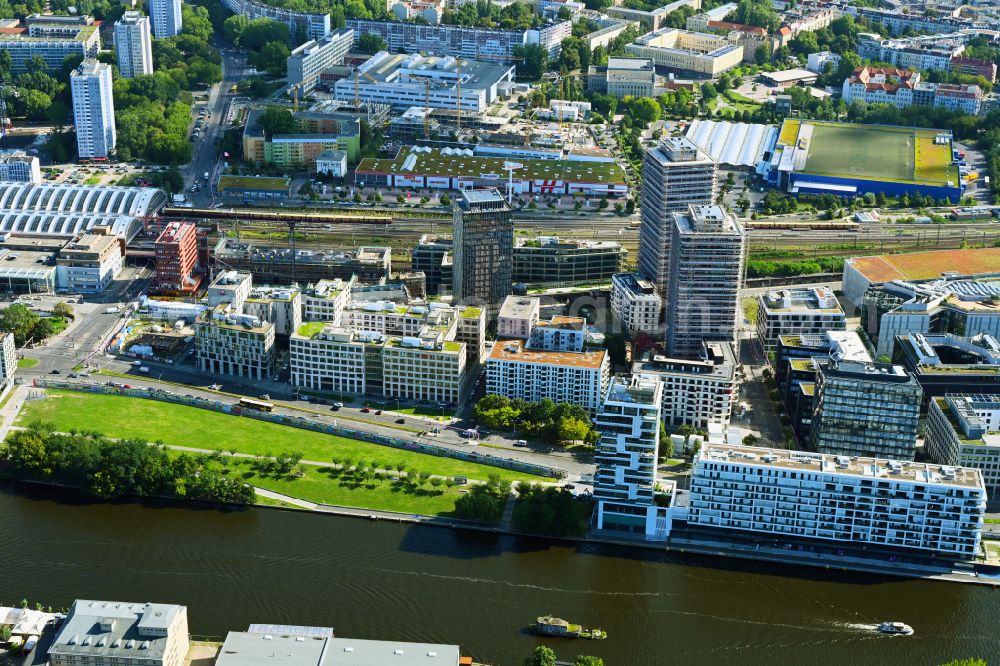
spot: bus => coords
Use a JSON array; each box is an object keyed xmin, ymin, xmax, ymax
[{"xmin": 239, "ymin": 397, "xmax": 274, "ymax": 412}]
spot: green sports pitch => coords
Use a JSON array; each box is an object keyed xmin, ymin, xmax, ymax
[{"xmin": 790, "ymin": 121, "xmax": 958, "ymax": 187}]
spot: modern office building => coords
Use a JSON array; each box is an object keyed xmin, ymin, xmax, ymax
[
  {"xmin": 607, "ymin": 0, "xmax": 700, "ymax": 31},
  {"xmin": 55, "ymin": 229, "xmax": 123, "ymax": 293},
  {"xmin": 286, "ymin": 28, "xmax": 353, "ymax": 94},
  {"xmin": 195, "ymin": 306, "xmax": 276, "ymax": 381},
  {"xmin": 633, "ymin": 340, "xmax": 738, "ymax": 430},
  {"xmin": 207, "ymin": 270, "xmax": 252, "ymax": 312},
  {"xmin": 810, "ymin": 360, "xmax": 922, "ymax": 461},
  {"xmin": 593, "ymin": 376, "xmax": 672, "ymax": 541},
  {"xmin": 486, "ymin": 338, "xmax": 609, "ymax": 413},
  {"xmin": 894, "ymin": 333, "xmax": 1000, "ymax": 409},
  {"xmin": 498, "ymin": 295, "xmax": 539, "ymax": 340},
  {"xmin": 0, "ymin": 17, "xmax": 100, "ymax": 73},
  {"xmin": 611, "ymin": 272, "xmax": 661, "ymax": 336},
  {"xmin": 71, "ymin": 59, "xmax": 116, "ymax": 160},
  {"xmin": 0, "ymin": 151, "xmax": 41, "ymax": 183},
  {"xmin": 243, "ymin": 286, "xmax": 302, "ymax": 337},
  {"xmin": 344, "ymin": 18, "xmax": 572, "ymax": 60},
  {"xmin": 300, "ymin": 277, "xmax": 353, "ymax": 323},
  {"xmin": 452, "ymin": 189, "xmax": 512, "ymax": 315},
  {"xmin": 512, "ymin": 237, "xmax": 625, "ymax": 285},
  {"xmin": 48, "ymin": 600, "xmax": 189, "ymax": 666},
  {"xmin": 756, "ymin": 287, "xmax": 846, "ymax": 353},
  {"xmin": 637, "ymin": 138, "xmax": 718, "ymax": 301},
  {"xmin": 411, "ymin": 234, "xmax": 452, "ymax": 296},
  {"xmin": 626, "ymin": 27, "xmax": 743, "ymax": 78},
  {"xmin": 926, "ymin": 393, "xmax": 1000, "ymax": 493},
  {"xmin": 153, "ymin": 221, "xmax": 200, "ymax": 294},
  {"xmin": 586, "ymin": 57, "xmax": 656, "ymax": 99},
  {"xmin": 216, "ymin": 624, "xmax": 462, "ymax": 666},
  {"xmin": 332, "ymin": 52, "xmax": 515, "ymax": 113},
  {"xmin": 114, "ymin": 11, "xmax": 153, "ymax": 79},
  {"xmin": 665, "ymin": 204, "xmax": 745, "ymax": 358},
  {"xmin": 688, "ymin": 444, "xmax": 986, "ymax": 560},
  {"xmin": 149, "ymin": 0, "xmax": 182, "ymax": 37}
]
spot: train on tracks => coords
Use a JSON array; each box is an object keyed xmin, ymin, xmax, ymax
[
  {"xmin": 159, "ymin": 207, "xmax": 392, "ymax": 225},
  {"xmin": 745, "ymin": 219, "xmax": 861, "ymax": 231}
]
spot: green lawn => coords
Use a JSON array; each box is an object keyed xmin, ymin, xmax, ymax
[
  {"xmin": 17, "ymin": 358, "xmax": 38, "ymax": 368},
  {"xmin": 804, "ymin": 124, "xmax": 914, "ymax": 182},
  {"xmin": 20, "ymin": 391, "xmax": 552, "ymax": 483}
]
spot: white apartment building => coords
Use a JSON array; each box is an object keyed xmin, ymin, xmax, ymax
[
  {"xmin": 149, "ymin": 0, "xmax": 182, "ymax": 37},
  {"xmin": 287, "ymin": 28, "xmax": 353, "ymax": 94},
  {"xmin": 806, "ymin": 50, "xmax": 840, "ymax": 74},
  {"xmin": 301, "ymin": 277, "xmax": 352, "ymax": 322},
  {"xmin": 290, "ymin": 326, "xmax": 370, "ymax": 395},
  {"xmin": 0, "ymin": 17, "xmax": 99, "ymax": 73},
  {"xmin": 857, "ymin": 33, "xmax": 966, "ymax": 74},
  {"xmin": 315, "ymin": 150, "xmax": 347, "ymax": 178},
  {"xmin": 593, "ymin": 376, "xmax": 672, "ymax": 541},
  {"xmin": 114, "ymin": 11, "xmax": 153, "ymax": 79},
  {"xmin": 756, "ymin": 287, "xmax": 847, "ymax": 353},
  {"xmin": 207, "ymin": 270, "xmax": 252, "ymax": 312},
  {"xmin": 0, "ymin": 332, "xmax": 15, "ymax": 386},
  {"xmin": 688, "ymin": 445, "xmax": 986, "ymax": 560},
  {"xmin": 243, "ymin": 287, "xmax": 302, "ymax": 336},
  {"xmin": 927, "ymin": 394, "xmax": 1000, "ymax": 493},
  {"xmin": 48, "ymin": 600, "xmax": 189, "ymax": 666},
  {"xmin": 71, "ymin": 59, "xmax": 116, "ymax": 160},
  {"xmin": 528, "ymin": 316, "xmax": 586, "ymax": 352},
  {"xmin": 611, "ymin": 272, "xmax": 661, "ymax": 335},
  {"xmin": 665, "ymin": 204, "xmax": 745, "ymax": 358},
  {"xmin": 633, "ymin": 341, "xmax": 738, "ymax": 430},
  {"xmin": 0, "ymin": 150, "xmax": 41, "ymax": 183},
  {"xmin": 382, "ymin": 332, "xmax": 466, "ymax": 403},
  {"xmin": 486, "ymin": 339, "xmax": 609, "ymax": 413},
  {"xmin": 498, "ymin": 295, "xmax": 539, "ymax": 340},
  {"xmin": 638, "ymin": 138, "xmax": 718, "ymax": 303},
  {"xmin": 195, "ymin": 307, "xmax": 275, "ymax": 381}
]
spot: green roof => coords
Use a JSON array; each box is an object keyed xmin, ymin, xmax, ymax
[
  {"xmin": 443, "ymin": 341, "xmax": 463, "ymax": 352},
  {"xmin": 218, "ymin": 175, "xmax": 290, "ymax": 191},
  {"xmin": 460, "ymin": 307, "xmax": 482, "ymax": 319},
  {"xmin": 296, "ymin": 321, "xmax": 328, "ymax": 338},
  {"xmin": 357, "ymin": 148, "xmax": 626, "ymax": 185}
]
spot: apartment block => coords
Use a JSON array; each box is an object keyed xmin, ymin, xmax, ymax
[
  {"xmin": 0, "ymin": 332, "xmax": 15, "ymax": 386},
  {"xmin": 756, "ymin": 287, "xmax": 846, "ymax": 353},
  {"xmin": 287, "ymin": 28, "xmax": 353, "ymax": 94},
  {"xmin": 842, "ymin": 67, "xmax": 982, "ymax": 115},
  {"xmin": 153, "ymin": 221, "xmax": 199, "ymax": 294},
  {"xmin": 857, "ymin": 33, "xmax": 966, "ymax": 73},
  {"xmin": 688, "ymin": 444, "xmax": 986, "ymax": 559},
  {"xmin": 243, "ymin": 286, "xmax": 302, "ymax": 337},
  {"xmin": 454, "ymin": 306, "xmax": 486, "ymax": 361},
  {"xmin": 220, "ymin": 0, "xmax": 329, "ymax": 39},
  {"xmin": 207, "ymin": 270, "xmax": 252, "ymax": 312},
  {"xmin": 114, "ymin": 11, "xmax": 153, "ymax": 79},
  {"xmin": 633, "ymin": 340, "xmax": 738, "ymax": 430},
  {"xmin": 593, "ymin": 376, "xmax": 672, "ymax": 541},
  {"xmin": 810, "ymin": 360, "xmax": 922, "ymax": 461},
  {"xmin": 149, "ymin": 0, "xmax": 182, "ymax": 37},
  {"xmin": 498, "ymin": 295, "xmax": 540, "ymax": 340},
  {"xmin": 638, "ymin": 138, "xmax": 718, "ymax": 301},
  {"xmin": 512, "ymin": 237, "xmax": 625, "ymax": 285},
  {"xmin": 611, "ymin": 272, "xmax": 661, "ymax": 336},
  {"xmin": 452, "ymin": 189, "xmax": 512, "ymax": 315},
  {"xmin": 626, "ymin": 27, "xmax": 743, "ymax": 78},
  {"xmin": 48, "ymin": 600, "xmax": 189, "ymax": 666},
  {"xmin": 926, "ymin": 394, "xmax": 1000, "ymax": 493},
  {"xmin": 665, "ymin": 204, "xmax": 745, "ymax": 358},
  {"xmin": 0, "ymin": 150, "xmax": 41, "ymax": 183},
  {"xmin": 71, "ymin": 59, "xmax": 116, "ymax": 160},
  {"xmin": 486, "ymin": 338, "xmax": 609, "ymax": 413},
  {"xmin": 806, "ymin": 50, "xmax": 841, "ymax": 74},
  {"xmin": 951, "ymin": 56, "xmax": 997, "ymax": 84},
  {"xmin": 195, "ymin": 306, "xmax": 275, "ymax": 381},
  {"xmin": 300, "ymin": 277, "xmax": 353, "ymax": 323},
  {"xmin": 55, "ymin": 230, "xmax": 123, "ymax": 293},
  {"xmin": 528, "ymin": 315, "xmax": 588, "ymax": 352},
  {"xmin": 0, "ymin": 17, "xmax": 99, "ymax": 73}
]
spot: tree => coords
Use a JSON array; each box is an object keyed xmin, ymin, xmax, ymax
[
  {"xmin": 52, "ymin": 302, "xmax": 74, "ymax": 319},
  {"xmin": 0, "ymin": 303, "xmax": 39, "ymax": 346},
  {"xmin": 628, "ymin": 97, "xmax": 661, "ymax": 124},
  {"xmin": 258, "ymin": 106, "xmax": 298, "ymax": 138},
  {"xmin": 574, "ymin": 657, "xmax": 605, "ymax": 666},
  {"xmin": 236, "ymin": 18, "xmax": 288, "ymax": 50},
  {"xmin": 357, "ymin": 33, "xmax": 387, "ymax": 54},
  {"xmin": 222, "ymin": 14, "xmax": 249, "ymax": 43},
  {"xmin": 742, "ymin": 433, "xmax": 759, "ymax": 446},
  {"xmin": 249, "ymin": 41, "xmax": 291, "ymax": 76},
  {"xmin": 525, "ymin": 646, "xmax": 557, "ymax": 666},
  {"xmin": 513, "ymin": 43, "xmax": 547, "ymax": 80}
]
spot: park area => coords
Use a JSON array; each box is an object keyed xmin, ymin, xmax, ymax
[{"xmin": 15, "ymin": 391, "xmax": 554, "ymax": 515}]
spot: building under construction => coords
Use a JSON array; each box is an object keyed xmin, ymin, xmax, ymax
[{"xmin": 211, "ymin": 238, "xmax": 391, "ymax": 285}]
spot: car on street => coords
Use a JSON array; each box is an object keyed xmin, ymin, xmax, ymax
[
  {"xmin": 563, "ymin": 484, "xmax": 576, "ymax": 490},
  {"xmin": 360, "ymin": 407, "xmax": 370, "ymax": 413},
  {"xmin": 50, "ymin": 369, "xmax": 60, "ymax": 374},
  {"xmin": 514, "ymin": 440, "xmax": 528, "ymax": 448},
  {"xmin": 395, "ymin": 418, "xmax": 405, "ymax": 424},
  {"xmin": 375, "ymin": 410, "xmax": 382, "ymax": 415},
  {"xmin": 260, "ymin": 393, "xmax": 270, "ymax": 400},
  {"xmin": 332, "ymin": 401, "xmax": 343, "ymax": 409}
]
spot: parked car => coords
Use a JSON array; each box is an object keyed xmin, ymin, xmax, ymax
[
  {"xmin": 375, "ymin": 410, "xmax": 382, "ymax": 415},
  {"xmin": 360, "ymin": 407, "xmax": 370, "ymax": 413},
  {"xmin": 514, "ymin": 439, "xmax": 528, "ymax": 448},
  {"xmin": 332, "ymin": 402, "xmax": 343, "ymax": 410},
  {"xmin": 395, "ymin": 418, "xmax": 405, "ymax": 424}
]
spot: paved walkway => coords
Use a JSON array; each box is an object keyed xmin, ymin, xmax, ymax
[{"xmin": 253, "ymin": 487, "xmax": 317, "ymax": 510}]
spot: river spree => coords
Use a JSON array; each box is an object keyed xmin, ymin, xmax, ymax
[{"xmin": 3, "ymin": 483, "xmax": 999, "ymax": 665}]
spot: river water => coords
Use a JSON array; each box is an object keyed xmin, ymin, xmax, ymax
[{"xmin": 3, "ymin": 483, "xmax": 999, "ymax": 666}]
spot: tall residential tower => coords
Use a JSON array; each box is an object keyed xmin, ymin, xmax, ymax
[
  {"xmin": 71, "ymin": 59, "xmax": 116, "ymax": 159},
  {"xmin": 665, "ymin": 204, "xmax": 745, "ymax": 358},
  {"xmin": 452, "ymin": 189, "xmax": 512, "ymax": 317},
  {"xmin": 149, "ymin": 0, "xmax": 182, "ymax": 37},
  {"xmin": 114, "ymin": 11, "xmax": 153, "ymax": 79}
]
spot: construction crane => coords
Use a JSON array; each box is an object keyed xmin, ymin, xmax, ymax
[
  {"xmin": 354, "ymin": 69, "xmax": 379, "ymax": 113},
  {"xmin": 455, "ymin": 58, "xmax": 462, "ymax": 133},
  {"xmin": 424, "ymin": 79, "xmax": 431, "ymax": 141}
]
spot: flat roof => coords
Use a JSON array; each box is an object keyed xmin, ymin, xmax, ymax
[
  {"xmin": 762, "ymin": 68, "xmax": 818, "ymax": 83},
  {"xmin": 700, "ymin": 444, "xmax": 985, "ymax": 489},
  {"xmin": 218, "ymin": 175, "xmax": 291, "ymax": 190},
  {"xmin": 848, "ymin": 248, "xmax": 1000, "ymax": 284},
  {"xmin": 50, "ymin": 600, "xmax": 184, "ymax": 661},
  {"xmin": 498, "ymin": 295, "xmax": 539, "ymax": 319},
  {"xmin": 487, "ymin": 338, "xmax": 606, "ymax": 369}
]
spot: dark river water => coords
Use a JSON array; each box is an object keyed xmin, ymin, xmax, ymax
[{"xmin": 3, "ymin": 482, "xmax": 999, "ymax": 666}]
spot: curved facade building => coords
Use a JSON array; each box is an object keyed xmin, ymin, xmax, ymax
[{"xmin": 0, "ymin": 183, "xmax": 166, "ymax": 240}]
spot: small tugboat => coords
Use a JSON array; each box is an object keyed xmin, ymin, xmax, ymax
[
  {"xmin": 531, "ymin": 616, "xmax": 607, "ymax": 640},
  {"xmin": 877, "ymin": 621, "xmax": 914, "ymax": 636}
]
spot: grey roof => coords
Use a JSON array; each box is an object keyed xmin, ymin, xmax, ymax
[
  {"xmin": 216, "ymin": 630, "xmax": 460, "ymax": 666},
  {"xmin": 49, "ymin": 600, "xmax": 185, "ymax": 662}
]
